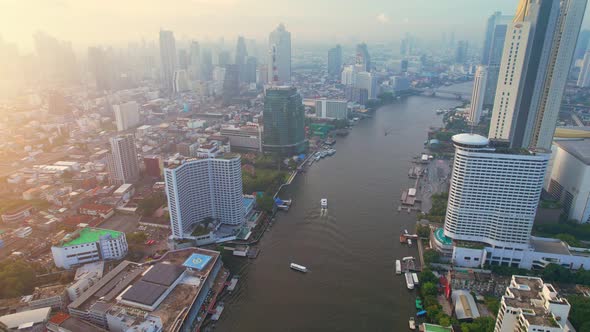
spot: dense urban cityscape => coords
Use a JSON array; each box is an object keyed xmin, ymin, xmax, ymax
[{"xmin": 2, "ymin": 0, "xmax": 590, "ymax": 331}]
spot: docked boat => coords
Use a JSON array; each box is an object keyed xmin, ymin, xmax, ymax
[
  {"xmin": 320, "ymin": 151, "xmax": 327, "ymax": 158},
  {"xmin": 327, "ymin": 149, "xmax": 336, "ymax": 156},
  {"xmin": 290, "ymin": 263, "xmax": 308, "ymax": 273},
  {"xmin": 412, "ymin": 273, "xmax": 419, "ymax": 286},
  {"xmin": 227, "ymin": 276, "xmax": 239, "ymax": 291},
  {"xmin": 395, "ymin": 260, "xmax": 401, "ymax": 275},
  {"xmin": 211, "ymin": 303, "xmax": 225, "ymax": 321},
  {"xmin": 402, "ymin": 256, "xmax": 414, "ymax": 262},
  {"xmin": 405, "ymin": 272, "xmax": 415, "ymax": 290},
  {"xmin": 407, "ymin": 239, "xmax": 413, "ymax": 246},
  {"xmin": 409, "ymin": 317, "xmax": 416, "ymax": 330},
  {"xmin": 321, "ymin": 198, "xmax": 328, "ymax": 208}
]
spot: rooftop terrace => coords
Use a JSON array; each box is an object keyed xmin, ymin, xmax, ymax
[{"xmin": 61, "ymin": 228, "xmax": 122, "ymax": 247}]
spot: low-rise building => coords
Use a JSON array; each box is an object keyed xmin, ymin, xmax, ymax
[
  {"xmin": 220, "ymin": 125, "xmax": 262, "ymax": 152},
  {"xmin": 314, "ymin": 99, "xmax": 348, "ymax": 120},
  {"xmin": 67, "ymin": 248, "xmax": 226, "ymax": 331},
  {"xmin": 78, "ymin": 204, "xmax": 114, "ymax": 220},
  {"xmin": 28, "ymin": 285, "xmax": 68, "ymax": 311},
  {"xmin": 51, "ymin": 228, "xmax": 128, "ymax": 269},
  {"xmin": 1, "ymin": 205, "xmax": 33, "ymax": 223},
  {"xmin": 546, "ymin": 139, "xmax": 590, "ymax": 223},
  {"xmin": 0, "ymin": 307, "xmax": 52, "ymax": 332},
  {"xmin": 495, "ymin": 275, "xmax": 575, "ymax": 332}
]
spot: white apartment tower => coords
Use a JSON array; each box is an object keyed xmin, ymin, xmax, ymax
[
  {"xmin": 268, "ymin": 24, "xmax": 291, "ymax": 84},
  {"xmin": 444, "ymin": 134, "xmax": 549, "ymax": 249},
  {"xmin": 164, "ymin": 155, "xmax": 245, "ymax": 238},
  {"xmin": 577, "ymin": 50, "xmax": 590, "ymax": 87},
  {"xmin": 495, "ymin": 275, "xmax": 574, "ymax": 332},
  {"xmin": 489, "ymin": 0, "xmax": 587, "ymax": 150},
  {"xmin": 113, "ymin": 101, "xmax": 140, "ymax": 132},
  {"xmin": 468, "ymin": 65, "xmax": 487, "ymax": 125},
  {"xmin": 108, "ymin": 135, "xmax": 140, "ymax": 185}
]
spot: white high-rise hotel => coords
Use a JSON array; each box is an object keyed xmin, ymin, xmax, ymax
[
  {"xmin": 439, "ymin": 0, "xmax": 590, "ymax": 271},
  {"xmin": 268, "ymin": 24, "xmax": 291, "ymax": 84},
  {"xmin": 164, "ymin": 155, "xmax": 244, "ymax": 239},
  {"xmin": 489, "ymin": 0, "xmax": 587, "ymax": 150},
  {"xmin": 444, "ymin": 134, "xmax": 549, "ymax": 250},
  {"xmin": 108, "ymin": 135, "xmax": 140, "ymax": 185}
]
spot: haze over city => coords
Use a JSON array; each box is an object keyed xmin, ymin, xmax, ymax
[{"xmin": 5, "ymin": 0, "xmax": 590, "ymax": 50}]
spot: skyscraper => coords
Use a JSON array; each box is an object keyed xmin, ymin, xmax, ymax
[
  {"xmin": 443, "ymin": 134, "xmax": 549, "ymax": 250},
  {"xmin": 88, "ymin": 46, "xmax": 112, "ymax": 92},
  {"xmin": 189, "ymin": 41, "xmax": 200, "ymax": 80},
  {"xmin": 268, "ymin": 24, "xmax": 292, "ymax": 83},
  {"xmin": 113, "ymin": 101, "xmax": 140, "ymax": 131},
  {"xmin": 222, "ymin": 64, "xmax": 240, "ymax": 105},
  {"xmin": 468, "ymin": 66, "xmax": 487, "ymax": 124},
  {"xmin": 108, "ymin": 135, "xmax": 140, "ymax": 185},
  {"xmin": 577, "ymin": 50, "xmax": 590, "ymax": 87},
  {"xmin": 489, "ymin": 0, "xmax": 587, "ymax": 150},
  {"xmin": 164, "ymin": 155, "xmax": 244, "ymax": 239},
  {"xmin": 481, "ymin": 12, "xmax": 512, "ymax": 105},
  {"xmin": 455, "ymin": 40, "xmax": 468, "ymax": 63},
  {"xmin": 328, "ymin": 45, "xmax": 342, "ymax": 77},
  {"xmin": 244, "ymin": 56, "xmax": 258, "ymax": 83},
  {"xmin": 262, "ymin": 86, "xmax": 306, "ymax": 155},
  {"xmin": 235, "ymin": 36, "xmax": 248, "ymax": 82},
  {"xmin": 159, "ymin": 30, "xmax": 177, "ymax": 92},
  {"xmin": 356, "ymin": 43, "xmax": 371, "ymax": 72},
  {"xmin": 574, "ymin": 29, "xmax": 590, "ymax": 60},
  {"xmin": 200, "ymin": 49, "xmax": 213, "ymax": 81},
  {"xmin": 355, "ymin": 71, "xmax": 377, "ymax": 100}
]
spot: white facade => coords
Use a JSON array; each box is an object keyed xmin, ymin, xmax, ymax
[
  {"xmin": 355, "ymin": 71, "xmax": 377, "ymax": 99},
  {"xmin": 267, "ymin": 24, "xmax": 291, "ymax": 84},
  {"xmin": 578, "ymin": 50, "xmax": 590, "ymax": 87},
  {"xmin": 444, "ymin": 134, "xmax": 549, "ymax": 250},
  {"xmin": 489, "ymin": 21, "xmax": 532, "ymax": 143},
  {"xmin": 220, "ymin": 125, "xmax": 262, "ymax": 152},
  {"xmin": 489, "ymin": 0, "xmax": 587, "ymax": 150},
  {"xmin": 495, "ymin": 276, "xmax": 574, "ymax": 332},
  {"xmin": 113, "ymin": 101, "xmax": 140, "ymax": 132},
  {"xmin": 51, "ymin": 229, "xmax": 128, "ymax": 269},
  {"xmin": 164, "ymin": 155, "xmax": 245, "ymax": 239},
  {"xmin": 173, "ymin": 69, "xmax": 190, "ymax": 93},
  {"xmin": 546, "ymin": 139, "xmax": 590, "ymax": 223},
  {"xmin": 315, "ymin": 99, "xmax": 348, "ymax": 120},
  {"xmin": 468, "ymin": 65, "xmax": 487, "ymax": 125},
  {"xmin": 108, "ymin": 135, "xmax": 140, "ymax": 185}
]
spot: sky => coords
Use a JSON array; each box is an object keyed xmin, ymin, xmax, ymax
[{"xmin": 2, "ymin": 0, "xmax": 590, "ymax": 52}]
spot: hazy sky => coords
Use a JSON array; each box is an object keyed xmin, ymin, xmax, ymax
[{"xmin": 2, "ymin": 0, "xmax": 590, "ymax": 52}]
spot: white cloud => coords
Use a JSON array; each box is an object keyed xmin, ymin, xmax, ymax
[{"xmin": 376, "ymin": 13, "xmax": 390, "ymax": 24}]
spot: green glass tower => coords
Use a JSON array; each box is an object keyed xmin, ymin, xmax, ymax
[{"xmin": 262, "ymin": 86, "xmax": 307, "ymax": 155}]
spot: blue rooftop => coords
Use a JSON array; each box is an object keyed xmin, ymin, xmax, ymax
[
  {"xmin": 182, "ymin": 253, "xmax": 212, "ymax": 270},
  {"xmin": 243, "ymin": 197, "xmax": 255, "ymax": 209}
]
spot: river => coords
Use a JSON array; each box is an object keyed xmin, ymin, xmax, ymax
[{"xmin": 215, "ymin": 83, "xmax": 471, "ymax": 331}]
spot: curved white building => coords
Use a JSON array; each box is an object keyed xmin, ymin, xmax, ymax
[
  {"xmin": 444, "ymin": 134, "xmax": 549, "ymax": 249},
  {"xmin": 164, "ymin": 155, "xmax": 244, "ymax": 238}
]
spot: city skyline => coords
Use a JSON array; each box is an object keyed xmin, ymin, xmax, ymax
[{"xmin": 7, "ymin": 0, "xmax": 590, "ymax": 52}]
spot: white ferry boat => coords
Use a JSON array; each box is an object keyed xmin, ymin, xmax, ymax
[
  {"xmin": 402, "ymin": 256, "xmax": 414, "ymax": 262},
  {"xmin": 405, "ymin": 272, "xmax": 415, "ymax": 290},
  {"xmin": 290, "ymin": 263, "xmax": 308, "ymax": 273},
  {"xmin": 395, "ymin": 260, "xmax": 401, "ymax": 275},
  {"xmin": 321, "ymin": 198, "xmax": 328, "ymax": 208},
  {"xmin": 407, "ymin": 239, "xmax": 413, "ymax": 247}
]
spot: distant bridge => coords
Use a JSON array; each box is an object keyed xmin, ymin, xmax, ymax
[{"xmin": 413, "ymin": 87, "xmax": 471, "ymax": 100}]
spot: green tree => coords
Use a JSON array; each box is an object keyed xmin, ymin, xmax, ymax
[
  {"xmin": 0, "ymin": 260, "xmax": 37, "ymax": 298},
  {"xmin": 568, "ymin": 295, "xmax": 590, "ymax": 331},
  {"xmin": 256, "ymin": 194, "xmax": 275, "ymax": 213},
  {"xmin": 417, "ymin": 224, "xmax": 430, "ymax": 238},
  {"xmin": 423, "ymin": 250, "xmax": 441, "ymax": 265},
  {"xmin": 484, "ymin": 296, "xmax": 500, "ymax": 315},
  {"xmin": 420, "ymin": 268, "xmax": 438, "ymax": 284},
  {"xmin": 422, "ymin": 282, "xmax": 438, "ymax": 297},
  {"xmin": 438, "ymin": 314, "xmax": 451, "ymax": 327}
]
